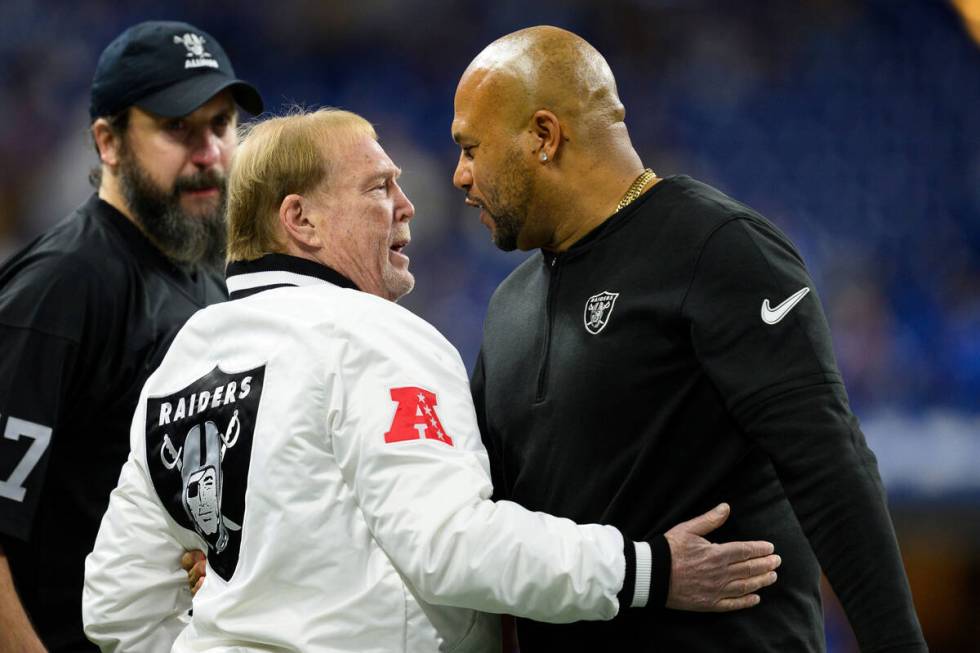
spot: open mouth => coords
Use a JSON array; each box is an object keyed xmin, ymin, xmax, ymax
[
  {"xmin": 465, "ymin": 196, "xmax": 494, "ymax": 228},
  {"xmin": 390, "ymin": 238, "xmax": 410, "ymax": 255}
]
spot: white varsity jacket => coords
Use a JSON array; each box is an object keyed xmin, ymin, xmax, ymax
[{"xmin": 83, "ymin": 254, "xmax": 652, "ymax": 652}]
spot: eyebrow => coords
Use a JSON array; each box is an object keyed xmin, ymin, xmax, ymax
[{"xmin": 364, "ymin": 166, "xmax": 402, "ymax": 186}]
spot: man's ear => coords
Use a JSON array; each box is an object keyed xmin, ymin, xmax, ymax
[
  {"xmin": 530, "ymin": 109, "xmax": 562, "ymax": 164},
  {"xmin": 91, "ymin": 118, "xmax": 122, "ymax": 168},
  {"xmin": 279, "ymin": 194, "xmax": 322, "ymax": 251}
]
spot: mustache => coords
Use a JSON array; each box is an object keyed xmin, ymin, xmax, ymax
[
  {"xmin": 173, "ymin": 170, "xmax": 226, "ymax": 194},
  {"xmin": 389, "ymin": 230, "xmax": 411, "ymax": 245}
]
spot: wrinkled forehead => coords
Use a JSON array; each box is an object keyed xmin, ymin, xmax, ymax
[
  {"xmin": 322, "ymin": 135, "xmax": 400, "ymax": 189},
  {"xmin": 357, "ymin": 137, "xmax": 400, "ymax": 175}
]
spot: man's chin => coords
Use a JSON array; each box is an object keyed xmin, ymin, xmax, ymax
[
  {"xmin": 386, "ymin": 272, "xmax": 415, "ymax": 302},
  {"xmin": 485, "ymin": 213, "xmax": 521, "ymax": 252},
  {"xmin": 180, "ymin": 193, "xmax": 222, "ymax": 213},
  {"xmin": 492, "ymin": 231, "xmax": 518, "ymax": 252}
]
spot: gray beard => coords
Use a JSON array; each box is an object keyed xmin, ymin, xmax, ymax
[{"xmin": 118, "ymin": 151, "xmax": 227, "ymax": 271}]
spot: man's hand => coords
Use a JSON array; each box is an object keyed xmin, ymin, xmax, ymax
[
  {"xmin": 180, "ymin": 550, "xmax": 206, "ymax": 595},
  {"xmin": 664, "ymin": 503, "xmax": 780, "ymax": 612}
]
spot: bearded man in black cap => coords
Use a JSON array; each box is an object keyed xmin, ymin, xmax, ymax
[{"xmin": 0, "ymin": 20, "xmax": 262, "ymax": 652}]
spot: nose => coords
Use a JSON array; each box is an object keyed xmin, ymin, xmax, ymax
[
  {"xmin": 393, "ymin": 182, "xmax": 415, "ymax": 222},
  {"xmin": 453, "ymin": 153, "xmax": 472, "ymax": 191},
  {"xmin": 190, "ymin": 129, "xmax": 222, "ymax": 169}
]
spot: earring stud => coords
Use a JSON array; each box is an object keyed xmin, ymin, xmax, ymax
[{"xmin": 540, "ymin": 152, "xmax": 548, "ymax": 162}]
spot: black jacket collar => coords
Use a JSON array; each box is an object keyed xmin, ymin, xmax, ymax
[{"xmin": 225, "ymin": 253, "xmax": 359, "ymax": 300}]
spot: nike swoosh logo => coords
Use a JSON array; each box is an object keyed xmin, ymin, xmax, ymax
[{"xmin": 761, "ymin": 287, "xmax": 810, "ymax": 325}]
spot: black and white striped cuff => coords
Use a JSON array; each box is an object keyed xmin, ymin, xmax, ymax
[{"xmin": 617, "ymin": 534, "xmax": 672, "ymax": 610}]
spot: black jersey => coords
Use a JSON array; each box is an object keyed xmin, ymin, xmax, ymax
[
  {"xmin": 472, "ymin": 176, "xmax": 925, "ymax": 652},
  {"xmin": 0, "ymin": 194, "xmax": 226, "ymax": 652}
]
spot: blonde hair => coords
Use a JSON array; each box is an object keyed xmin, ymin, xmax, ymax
[{"xmin": 226, "ymin": 107, "xmax": 377, "ymax": 262}]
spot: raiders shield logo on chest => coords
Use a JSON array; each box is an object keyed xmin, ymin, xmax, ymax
[{"xmin": 584, "ymin": 290, "xmax": 620, "ymax": 335}]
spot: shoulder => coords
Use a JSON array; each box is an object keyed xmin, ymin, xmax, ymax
[
  {"xmin": 208, "ymin": 284, "xmax": 460, "ymax": 362},
  {"xmin": 488, "ymin": 252, "xmax": 544, "ymax": 312},
  {"xmin": 0, "ymin": 246, "xmax": 114, "ymax": 338},
  {"xmin": 332, "ymin": 289, "xmax": 456, "ymax": 351},
  {"xmin": 635, "ymin": 176, "xmax": 799, "ymax": 261},
  {"xmin": 1, "ymin": 201, "xmax": 133, "ymax": 290},
  {"xmin": 322, "ymin": 289, "xmax": 468, "ymax": 382},
  {"xmin": 640, "ymin": 176, "xmax": 757, "ymax": 237},
  {"xmin": 656, "ymin": 176, "xmax": 753, "ymax": 216},
  {"xmin": 0, "ymin": 198, "xmax": 171, "ymax": 337}
]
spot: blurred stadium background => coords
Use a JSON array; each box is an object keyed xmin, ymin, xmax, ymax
[{"xmin": 2, "ymin": 0, "xmax": 977, "ymax": 650}]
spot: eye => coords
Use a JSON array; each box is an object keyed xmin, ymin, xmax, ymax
[
  {"xmin": 166, "ymin": 119, "xmax": 187, "ymax": 132},
  {"xmin": 211, "ymin": 113, "xmax": 232, "ymax": 136},
  {"xmin": 462, "ymin": 146, "xmax": 475, "ymax": 160}
]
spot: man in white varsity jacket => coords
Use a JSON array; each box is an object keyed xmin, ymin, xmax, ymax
[{"xmin": 82, "ymin": 108, "xmax": 781, "ymax": 652}]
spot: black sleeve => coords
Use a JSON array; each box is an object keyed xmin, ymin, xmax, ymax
[
  {"xmin": 470, "ymin": 349, "xmax": 507, "ymax": 501},
  {"xmin": 0, "ymin": 255, "xmax": 105, "ymax": 541},
  {"xmin": 681, "ymin": 218, "xmax": 926, "ymax": 651},
  {"xmin": 628, "ymin": 535, "xmax": 670, "ymax": 610}
]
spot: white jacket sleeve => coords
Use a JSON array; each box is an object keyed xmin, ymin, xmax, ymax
[
  {"xmin": 83, "ymin": 404, "xmax": 195, "ymax": 652},
  {"xmin": 329, "ymin": 308, "xmax": 631, "ymax": 623}
]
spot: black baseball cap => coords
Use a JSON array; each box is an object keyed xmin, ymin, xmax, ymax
[{"xmin": 89, "ymin": 20, "xmax": 263, "ymax": 121}]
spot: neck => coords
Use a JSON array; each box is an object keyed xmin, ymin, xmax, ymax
[
  {"xmin": 281, "ymin": 238, "xmax": 328, "ymax": 268},
  {"xmin": 98, "ymin": 172, "xmax": 139, "ymax": 228},
  {"xmin": 544, "ymin": 150, "xmax": 653, "ymax": 253},
  {"xmin": 281, "ymin": 239, "xmax": 366, "ymax": 293}
]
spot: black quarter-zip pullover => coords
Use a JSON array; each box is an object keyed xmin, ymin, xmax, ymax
[{"xmin": 472, "ymin": 176, "xmax": 925, "ymax": 652}]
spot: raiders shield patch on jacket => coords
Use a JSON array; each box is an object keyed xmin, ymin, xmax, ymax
[
  {"xmin": 145, "ymin": 365, "xmax": 265, "ymax": 581},
  {"xmin": 583, "ymin": 290, "xmax": 619, "ymax": 335}
]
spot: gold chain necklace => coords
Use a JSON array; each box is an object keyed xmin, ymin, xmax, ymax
[{"xmin": 616, "ymin": 168, "xmax": 656, "ymax": 212}]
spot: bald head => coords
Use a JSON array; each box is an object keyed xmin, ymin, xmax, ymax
[
  {"xmin": 452, "ymin": 27, "xmax": 646, "ymax": 254},
  {"xmin": 457, "ymin": 26, "xmax": 625, "ymax": 136}
]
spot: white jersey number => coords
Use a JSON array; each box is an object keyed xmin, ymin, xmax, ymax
[{"xmin": 0, "ymin": 415, "xmax": 52, "ymax": 502}]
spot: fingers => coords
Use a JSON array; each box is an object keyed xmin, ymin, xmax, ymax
[
  {"xmin": 182, "ymin": 549, "xmax": 208, "ymax": 592},
  {"xmin": 181, "ymin": 550, "xmax": 206, "ymax": 570},
  {"xmin": 663, "ymin": 508, "xmax": 780, "ymax": 613},
  {"xmin": 192, "ymin": 576, "xmax": 204, "ymax": 595},
  {"xmin": 678, "ymin": 503, "xmax": 731, "ymax": 537},
  {"xmin": 726, "ymin": 554, "xmax": 782, "ymax": 580},
  {"xmin": 188, "ymin": 560, "xmax": 206, "ymax": 587},
  {"xmin": 718, "ymin": 539, "xmax": 775, "ymax": 564},
  {"xmin": 721, "ymin": 571, "xmax": 778, "ymax": 598},
  {"xmin": 713, "ymin": 593, "xmax": 762, "ymax": 612}
]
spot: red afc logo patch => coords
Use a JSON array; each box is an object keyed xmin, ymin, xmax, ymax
[{"xmin": 384, "ymin": 387, "xmax": 454, "ymax": 446}]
